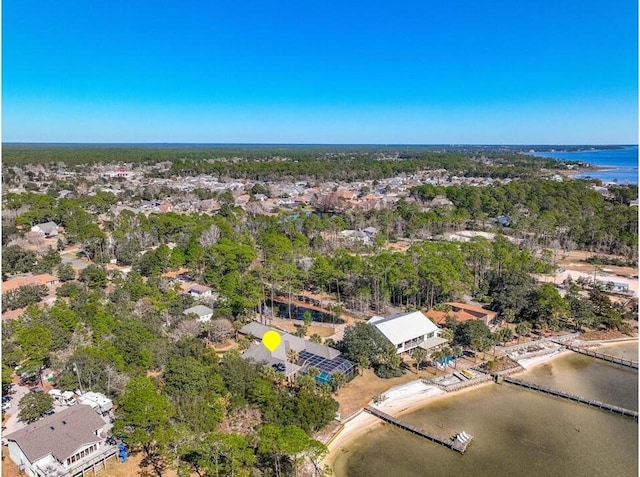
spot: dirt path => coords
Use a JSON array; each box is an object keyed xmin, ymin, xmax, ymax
[{"xmin": 555, "ymin": 249, "xmax": 637, "ymax": 277}]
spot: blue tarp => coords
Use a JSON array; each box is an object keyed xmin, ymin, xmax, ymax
[{"xmin": 117, "ymin": 443, "xmax": 128, "ymax": 463}]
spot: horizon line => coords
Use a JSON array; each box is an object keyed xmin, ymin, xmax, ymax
[{"xmin": 3, "ymin": 142, "xmax": 638, "ymax": 147}]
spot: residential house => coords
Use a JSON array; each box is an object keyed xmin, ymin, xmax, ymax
[
  {"xmin": 185, "ymin": 284, "xmax": 216, "ymax": 299},
  {"xmin": 339, "ymin": 229, "xmax": 372, "ymax": 246},
  {"xmin": 362, "ymin": 226, "xmax": 378, "ymax": 238},
  {"xmin": 430, "ymin": 195, "xmax": 454, "ymax": 209},
  {"xmin": 2, "ymin": 274, "xmax": 59, "ymax": 295},
  {"xmin": 368, "ymin": 311, "xmax": 446, "ymax": 354},
  {"xmin": 425, "ymin": 302, "xmax": 499, "ymax": 327},
  {"xmin": 30, "ymin": 222, "xmax": 58, "ymax": 237},
  {"xmin": 239, "ymin": 322, "xmax": 356, "ymax": 384},
  {"xmin": 5, "ymin": 404, "xmax": 114, "ymax": 477},
  {"xmin": 183, "ymin": 304, "xmax": 214, "ymax": 322}
]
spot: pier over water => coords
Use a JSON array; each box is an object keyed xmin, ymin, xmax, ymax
[
  {"xmin": 562, "ymin": 344, "xmax": 639, "ymax": 370},
  {"xmin": 501, "ymin": 376, "xmax": 638, "ymax": 421},
  {"xmin": 364, "ymin": 406, "xmax": 473, "ymax": 453}
]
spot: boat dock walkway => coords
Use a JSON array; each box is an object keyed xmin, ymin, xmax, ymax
[
  {"xmin": 502, "ymin": 377, "xmax": 638, "ymax": 421},
  {"xmin": 364, "ymin": 406, "xmax": 472, "ymax": 453},
  {"xmin": 562, "ymin": 344, "xmax": 638, "ymax": 370}
]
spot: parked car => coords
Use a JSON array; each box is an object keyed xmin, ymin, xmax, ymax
[{"xmin": 2, "ymin": 402, "xmax": 11, "ymax": 411}]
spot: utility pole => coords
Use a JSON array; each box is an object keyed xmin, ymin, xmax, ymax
[{"xmin": 72, "ymin": 362, "xmax": 84, "ymax": 394}]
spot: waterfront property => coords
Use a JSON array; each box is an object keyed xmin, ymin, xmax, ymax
[
  {"xmin": 368, "ymin": 311, "xmax": 446, "ymax": 354},
  {"xmin": 240, "ymin": 321, "xmax": 356, "ymax": 384},
  {"xmin": 5, "ymin": 404, "xmax": 115, "ymax": 477},
  {"xmin": 425, "ymin": 302, "xmax": 498, "ymax": 327}
]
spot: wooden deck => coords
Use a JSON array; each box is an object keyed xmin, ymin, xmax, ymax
[
  {"xmin": 503, "ymin": 377, "xmax": 638, "ymax": 421},
  {"xmin": 364, "ymin": 406, "xmax": 473, "ymax": 453},
  {"xmin": 564, "ymin": 345, "xmax": 639, "ymax": 370}
]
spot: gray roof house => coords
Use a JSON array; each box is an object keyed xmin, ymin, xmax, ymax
[
  {"xmin": 239, "ymin": 322, "xmax": 356, "ymax": 385},
  {"xmin": 30, "ymin": 222, "xmax": 59, "ymax": 237},
  {"xmin": 183, "ymin": 304, "xmax": 214, "ymax": 322},
  {"xmin": 5, "ymin": 404, "xmax": 114, "ymax": 477}
]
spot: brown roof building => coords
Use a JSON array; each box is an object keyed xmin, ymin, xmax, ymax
[
  {"xmin": 2, "ymin": 274, "xmax": 59, "ymax": 295},
  {"xmin": 425, "ymin": 302, "xmax": 498, "ymax": 327}
]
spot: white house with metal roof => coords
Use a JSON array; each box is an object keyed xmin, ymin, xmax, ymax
[{"xmin": 368, "ymin": 310, "xmax": 447, "ymax": 354}]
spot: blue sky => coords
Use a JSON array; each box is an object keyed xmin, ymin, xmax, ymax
[{"xmin": 3, "ymin": 0, "xmax": 638, "ymax": 144}]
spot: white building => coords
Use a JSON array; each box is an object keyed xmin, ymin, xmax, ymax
[
  {"xmin": 369, "ymin": 311, "xmax": 447, "ymax": 354},
  {"xmin": 77, "ymin": 392, "xmax": 113, "ymax": 414},
  {"xmin": 183, "ymin": 304, "xmax": 214, "ymax": 322}
]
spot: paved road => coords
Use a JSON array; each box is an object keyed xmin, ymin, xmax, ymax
[{"xmin": 61, "ymin": 254, "xmax": 90, "ymax": 270}]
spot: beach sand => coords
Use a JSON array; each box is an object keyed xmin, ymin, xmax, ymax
[{"xmin": 516, "ymin": 348, "xmax": 571, "ymax": 370}]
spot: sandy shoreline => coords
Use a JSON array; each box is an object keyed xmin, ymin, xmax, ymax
[
  {"xmin": 322, "ymin": 380, "xmax": 493, "ymax": 468},
  {"xmin": 322, "ymin": 337, "xmax": 638, "ymax": 470}
]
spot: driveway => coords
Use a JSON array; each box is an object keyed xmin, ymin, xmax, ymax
[
  {"xmin": 61, "ymin": 254, "xmax": 90, "ymax": 270},
  {"xmin": 2, "ymin": 382, "xmax": 31, "ymax": 437}
]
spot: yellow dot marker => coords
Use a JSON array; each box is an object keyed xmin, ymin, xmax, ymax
[{"xmin": 262, "ymin": 330, "xmax": 282, "ymax": 352}]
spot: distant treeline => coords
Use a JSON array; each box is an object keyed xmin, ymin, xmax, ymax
[{"xmin": 2, "ymin": 145, "xmax": 574, "ymax": 181}]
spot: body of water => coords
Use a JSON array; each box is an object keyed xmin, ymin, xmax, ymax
[
  {"xmin": 532, "ymin": 146, "xmax": 638, "ymax": 184},
  {"xmin": 333, "ymin": 342, "xmax": 638, "ymax": 477}
]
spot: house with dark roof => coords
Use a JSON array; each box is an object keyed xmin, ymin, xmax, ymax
[
  {"xmin": 239, "ymin": 322, "xmax": 356, "ymax": 385},
  {"xmin": 5, "ymin": 404, "xmax": 115, "ymax": 477}
]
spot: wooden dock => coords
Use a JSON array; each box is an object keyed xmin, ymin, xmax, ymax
[
  {"xmin": 503, "ymin": 377, "xmax": 638, "ymax": 421},
  {"xmin": 564, "ymin": 345, "xmax": 638, "ymax": 370},
  {"xmin": 364, "ymin": 406, "xmax": 473, "ymax": 453}
]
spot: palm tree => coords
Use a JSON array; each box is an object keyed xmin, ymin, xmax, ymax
[
  {"xmin": 410, "ymin": 347, "xmax": 427, "ymax": 372},
  {"xmin": 287, "ymin": 349, "xmax": 299, "ymax": 365},
  {"xmin": 331, "ymin": 371, "xmax": 347, "ymax": 394},
  {"xmin": 451, "ymin": 346, "xmax": 463, "ymax": 369},
  {"xmin": 431, "ymin": 349, "xmax": 443, "ymax": 375},
  {"xmin": 440, "ymin": 346, "xmax": 453, "ymax": 370},
  {"xmin": 306, "ymin": 366, "xmax": 320, "ymax": 380},
  {"xmin": 516, "ymin": 322, "xmax": 531, "ymax": 344}
]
